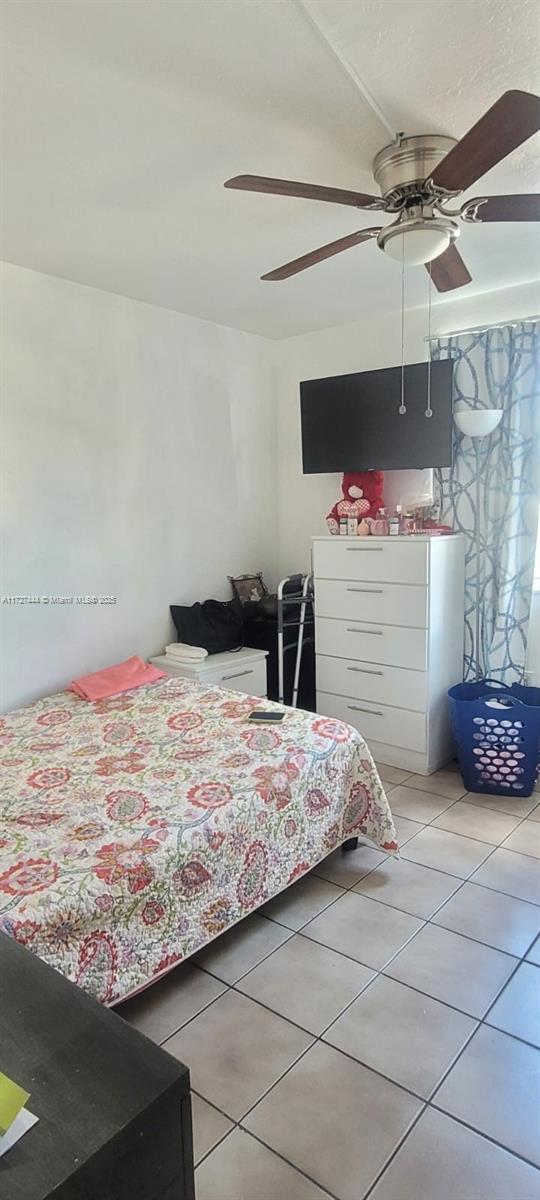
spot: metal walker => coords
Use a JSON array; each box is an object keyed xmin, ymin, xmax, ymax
[{"xmin": 276, "ymin": 573, "xmax": 314, "ymax": 707}]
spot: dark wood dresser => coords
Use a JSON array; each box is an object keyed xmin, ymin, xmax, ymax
[{"xmin": 0, "ymin": 933, "xmax": 194, "ymax": 1200}]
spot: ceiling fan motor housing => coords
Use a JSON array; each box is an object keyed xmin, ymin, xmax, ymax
[{"xmin": 373, "ymin": 134, "xmax": 458, "ymax": 205}]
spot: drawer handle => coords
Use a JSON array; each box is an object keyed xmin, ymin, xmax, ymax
[
  {"xmin": 346, "ymin": 546, "xmax": 383, "ymax": 552},
  {"xmin": 348, "ymin": 704, "xmax": 383, "ymax": 716},
  {"xmin": 222, "ymin": 669, "xmax": 254, "ymax": 681},
  {"xmin": 347, "ymin": 666, "xmax": 383, "ymax": 676},
  {"xmin": 346, "ymin": 587, "xmax": 383, "ymax": 594},
  {"xmin": 347, "ymin": 627, "xmax": 383, "ymax": 636}
]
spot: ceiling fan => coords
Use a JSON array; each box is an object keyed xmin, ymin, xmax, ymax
[{"xmin": 224, "ymin": 90, "xmax": 540, "ymax": 292}]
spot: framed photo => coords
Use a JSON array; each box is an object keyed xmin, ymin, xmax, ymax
[{"xmin": 229, "ymin": 573, "xmax": 268, "ymax": 605}]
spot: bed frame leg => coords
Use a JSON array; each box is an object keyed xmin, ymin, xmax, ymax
[{"xmin": 342, "ymin": 837, "xmax": 358, "ymax": 853}]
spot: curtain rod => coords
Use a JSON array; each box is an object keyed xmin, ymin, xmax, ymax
[{"xmin": 425, "ymin": 314, "xmax": 540, "ymax": 341}]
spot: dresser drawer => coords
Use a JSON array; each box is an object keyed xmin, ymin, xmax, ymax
[
  {"xmin": 317, "ymin": 691, "xmax": 427, "ymax": 753},
  {"xmin": 315, "ymin": 578, "xmax": 427, "ymax": 628},
  {"xmin": 316, "ymin": 654, "xmax": 427, "ymax": 712},
  {"xmin": 205, "ymin": 659, "xmax": 267, "ymax": 696},
  {"xmin": 315, "ymin": 616, "xmax": 428, "ymax": 671},
  {"xmin": 152, "ymin": 655, "xmax": 267, "ymax": 697},
  {"xmin": 313, "ymin": 538, "xmax": 428, "ymax": 585}
]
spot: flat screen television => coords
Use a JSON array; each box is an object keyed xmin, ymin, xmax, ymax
[{"xmin": 300, "ymin": 359, "xmax": 454, "ymax": 472}]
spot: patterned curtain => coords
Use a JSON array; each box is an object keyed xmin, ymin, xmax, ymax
[{"xmin": 432, "ymin": 321, "xmax": 540, "ymax": 683}]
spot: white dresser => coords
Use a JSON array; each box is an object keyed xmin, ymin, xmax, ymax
[
  {"xmin": 150, "ymin": 647, "xmax": 268, "ymax": 697},
  {"xmin": 313, "ymin": 535, "xmax": 465, "ymax": 775}
]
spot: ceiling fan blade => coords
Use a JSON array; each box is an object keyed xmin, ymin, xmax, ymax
[
  {"xmin": 224, "ymin": 174, "xmax": 384, "ymax": 210},
  {"xmin": 429, "ymin": 90, "xmax": 540, "ymax": 194},
  {"xmin": 261, "ymin": 229, "xmax": 379, "ymax": 280},
  {"xmin": 428, "ymin": 244, "xmax": 472, "ymax": 292},
  {"xmin": 464, "ymin": 193, "xmax": 540, "ymax": 222}
]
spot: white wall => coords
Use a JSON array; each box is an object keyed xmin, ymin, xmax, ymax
[
  {"xmin": 0, "ymin": 263, "xmax": 277, "ymax": 711},
  {"xmin": 275, "ymin": 280, "xmax": 540, "ymax": 573}
]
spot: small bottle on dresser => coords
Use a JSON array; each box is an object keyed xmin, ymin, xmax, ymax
[
  {"xmin": 339, "ymin": 516, "xmax": 348, "ymax": 535},
  {"xmin": 388, "ymin": 510, "xmax": 400, "ymax": 536},
  {"xmin": 373, "ymin": 507, "xmax": 389, "ymax": 536}
]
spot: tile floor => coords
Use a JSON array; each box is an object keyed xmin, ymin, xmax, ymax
[{"xmin": 119, "ymin": 767, "xmax": 540, "ymax": 1200}]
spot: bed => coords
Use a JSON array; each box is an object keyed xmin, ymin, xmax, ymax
[{"xmin": 0, "ymin": 677, "xmax": 397, "ymax": 1003}]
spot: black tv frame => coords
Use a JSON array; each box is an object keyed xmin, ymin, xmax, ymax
[{"xmin": 300, "ymin": 359, "xmax": 454, "ymax": 473}]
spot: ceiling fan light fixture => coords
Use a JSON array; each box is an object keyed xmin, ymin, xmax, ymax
[{"xmin": 378, "ymin": 217, "xmax": 459, "ymax": 265}]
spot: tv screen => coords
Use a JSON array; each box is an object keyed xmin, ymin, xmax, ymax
[{"xmin": 300, "ymin": 359, "xmax": 454, "ymax": 473}]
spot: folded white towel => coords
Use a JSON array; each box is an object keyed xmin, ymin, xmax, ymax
[
  {"xmin": 165, "ymin": 657, "xmax": 204, "ymax": 668},
  {"xmin": 165, "ymin": 643, "xmax": 208, "ymax": 661}
]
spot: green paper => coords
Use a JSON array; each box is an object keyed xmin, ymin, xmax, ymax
[{"xmin": 0, "ymin": 1072, "xmax": 30, "ymax": 1136}]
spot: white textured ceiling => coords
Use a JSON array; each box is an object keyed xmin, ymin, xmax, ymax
[{"xmin": 1, "ymin": 0, "xmax": 539, "ymax": 338}]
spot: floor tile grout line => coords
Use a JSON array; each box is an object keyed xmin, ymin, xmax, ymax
[
  {"xmin": 377, "ymin": 964, "xmax": 519, "ymax": 1027},
  {"xmin": 299, "ymin": 916, "xmax": 429, "ymax": 976},
  {"xmin": 236, "ymin": 1125, "xmax": 343, "ymax": 1200},
  {"xmin": 400, "ymin": 804, "xmax": 524, "ymax": 849},
  {"xmin": 190, "ymin": 1089, "xmax": 241, "ymax": 1171},
  {"xmin": 397, "ymin": 772, "xmax": 540, "ymax": 820},
  {"xmin": 349, "ymin": 879, "xmax": 539, "ymax": 959},
  {"xmin": 360, "ymin": 1103, "xmax": 429, "ymax": 1200},
  {"xmin": 233, "ymin": 967, "xmax": 378, "ymax": 1045},
  {"xmin": 192, "ymin": 1100, "xmax": 344, "ymax": 1200},
  {"xmin": 427, "ymin": 1100, "xmax": 540, "ymax": 1173},
  {"xmin": 394, "ymin": 773, "xmax": 539, "ymax": 846},
  {"xmin": 191, "ymin": 1087, "xmax": 338, "ymax": 1200},
  {"xmin": 482, "ymin": 1016, "xmax": 540, "ymax": 1053},
  {"xmin": 399, "ymin": 816, "xmax": 539, "ymax": 906},
  {"xmin": 225, "ymin": 1036, "xmax": 318, "ymax": 1126},
  {"xmin": 193, "ymin": 1125, "xmax": 237, "ymax": 1171},
  {"xmin": 456, "ymin": 873, "xmax": 540, "ymax": 907},
  {"xmin": 478, "ymin": 947, "xmax": 540, "ymax": 1036},
  {"xmin": 157, "ymin": 984, "xmax": 232, "ymax": 1047},
  {"xmin": 193, "ymin": 921, "xmax": 298, "ymax": 986},
  {"xmin": 447, "ymin": 789, "xmax": 539, "ymax": 838},
  {"xmin": 425, "ymin": 1012, "xmax": 485, "ymax": 1104},
  {"xmin": 133, "ymin": 978, "xmax": 231, "ymax": 1049},
  {"xmin": 426, "ymin": 952, "xmax": 537, "ymax": 1108}
]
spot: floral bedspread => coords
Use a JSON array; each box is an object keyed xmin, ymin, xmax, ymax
[{"xmin": 0, "ymin": 677, "xmax": 397, "ymax": 1003}]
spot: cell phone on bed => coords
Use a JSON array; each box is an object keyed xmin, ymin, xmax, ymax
[{"xmin": 247, "ymin": 710, "xmax": 286, "ymax": 723}]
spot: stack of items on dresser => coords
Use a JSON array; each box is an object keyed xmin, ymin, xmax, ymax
[{"xmin": 162, "ymin": 643, "xmax": 208, "ymax": 666}]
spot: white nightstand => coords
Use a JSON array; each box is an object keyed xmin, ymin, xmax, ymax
[{"xmin": 150, "ymin": 646, "xmax": 268, "ymax": 697}]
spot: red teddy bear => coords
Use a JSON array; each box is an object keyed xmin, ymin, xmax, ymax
[{"xmin": 327, "ymin": 471, "xmax": 385, "ymax": 535}]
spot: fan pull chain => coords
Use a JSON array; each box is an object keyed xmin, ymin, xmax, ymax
[
  {"xmin": 398, "ymin": 241, "xmax": 406, "ymax": 415},
  {"xmin": 425, "ymin": 262, "xmax": 433, "ymax": 418}
]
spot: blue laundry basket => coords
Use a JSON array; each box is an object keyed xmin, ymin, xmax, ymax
[{"xmin": 448, "ymin": 679, "xmax": 540, "ymax": 797}]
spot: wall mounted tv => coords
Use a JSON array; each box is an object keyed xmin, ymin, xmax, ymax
[{"xmin": 300, "ymin": 359, "xmax": 454, "ymax": 473}]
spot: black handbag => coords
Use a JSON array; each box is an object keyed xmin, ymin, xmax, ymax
[{"xmin": 170, "ymin": 598, "xmax": 244, "ymax": 655}]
